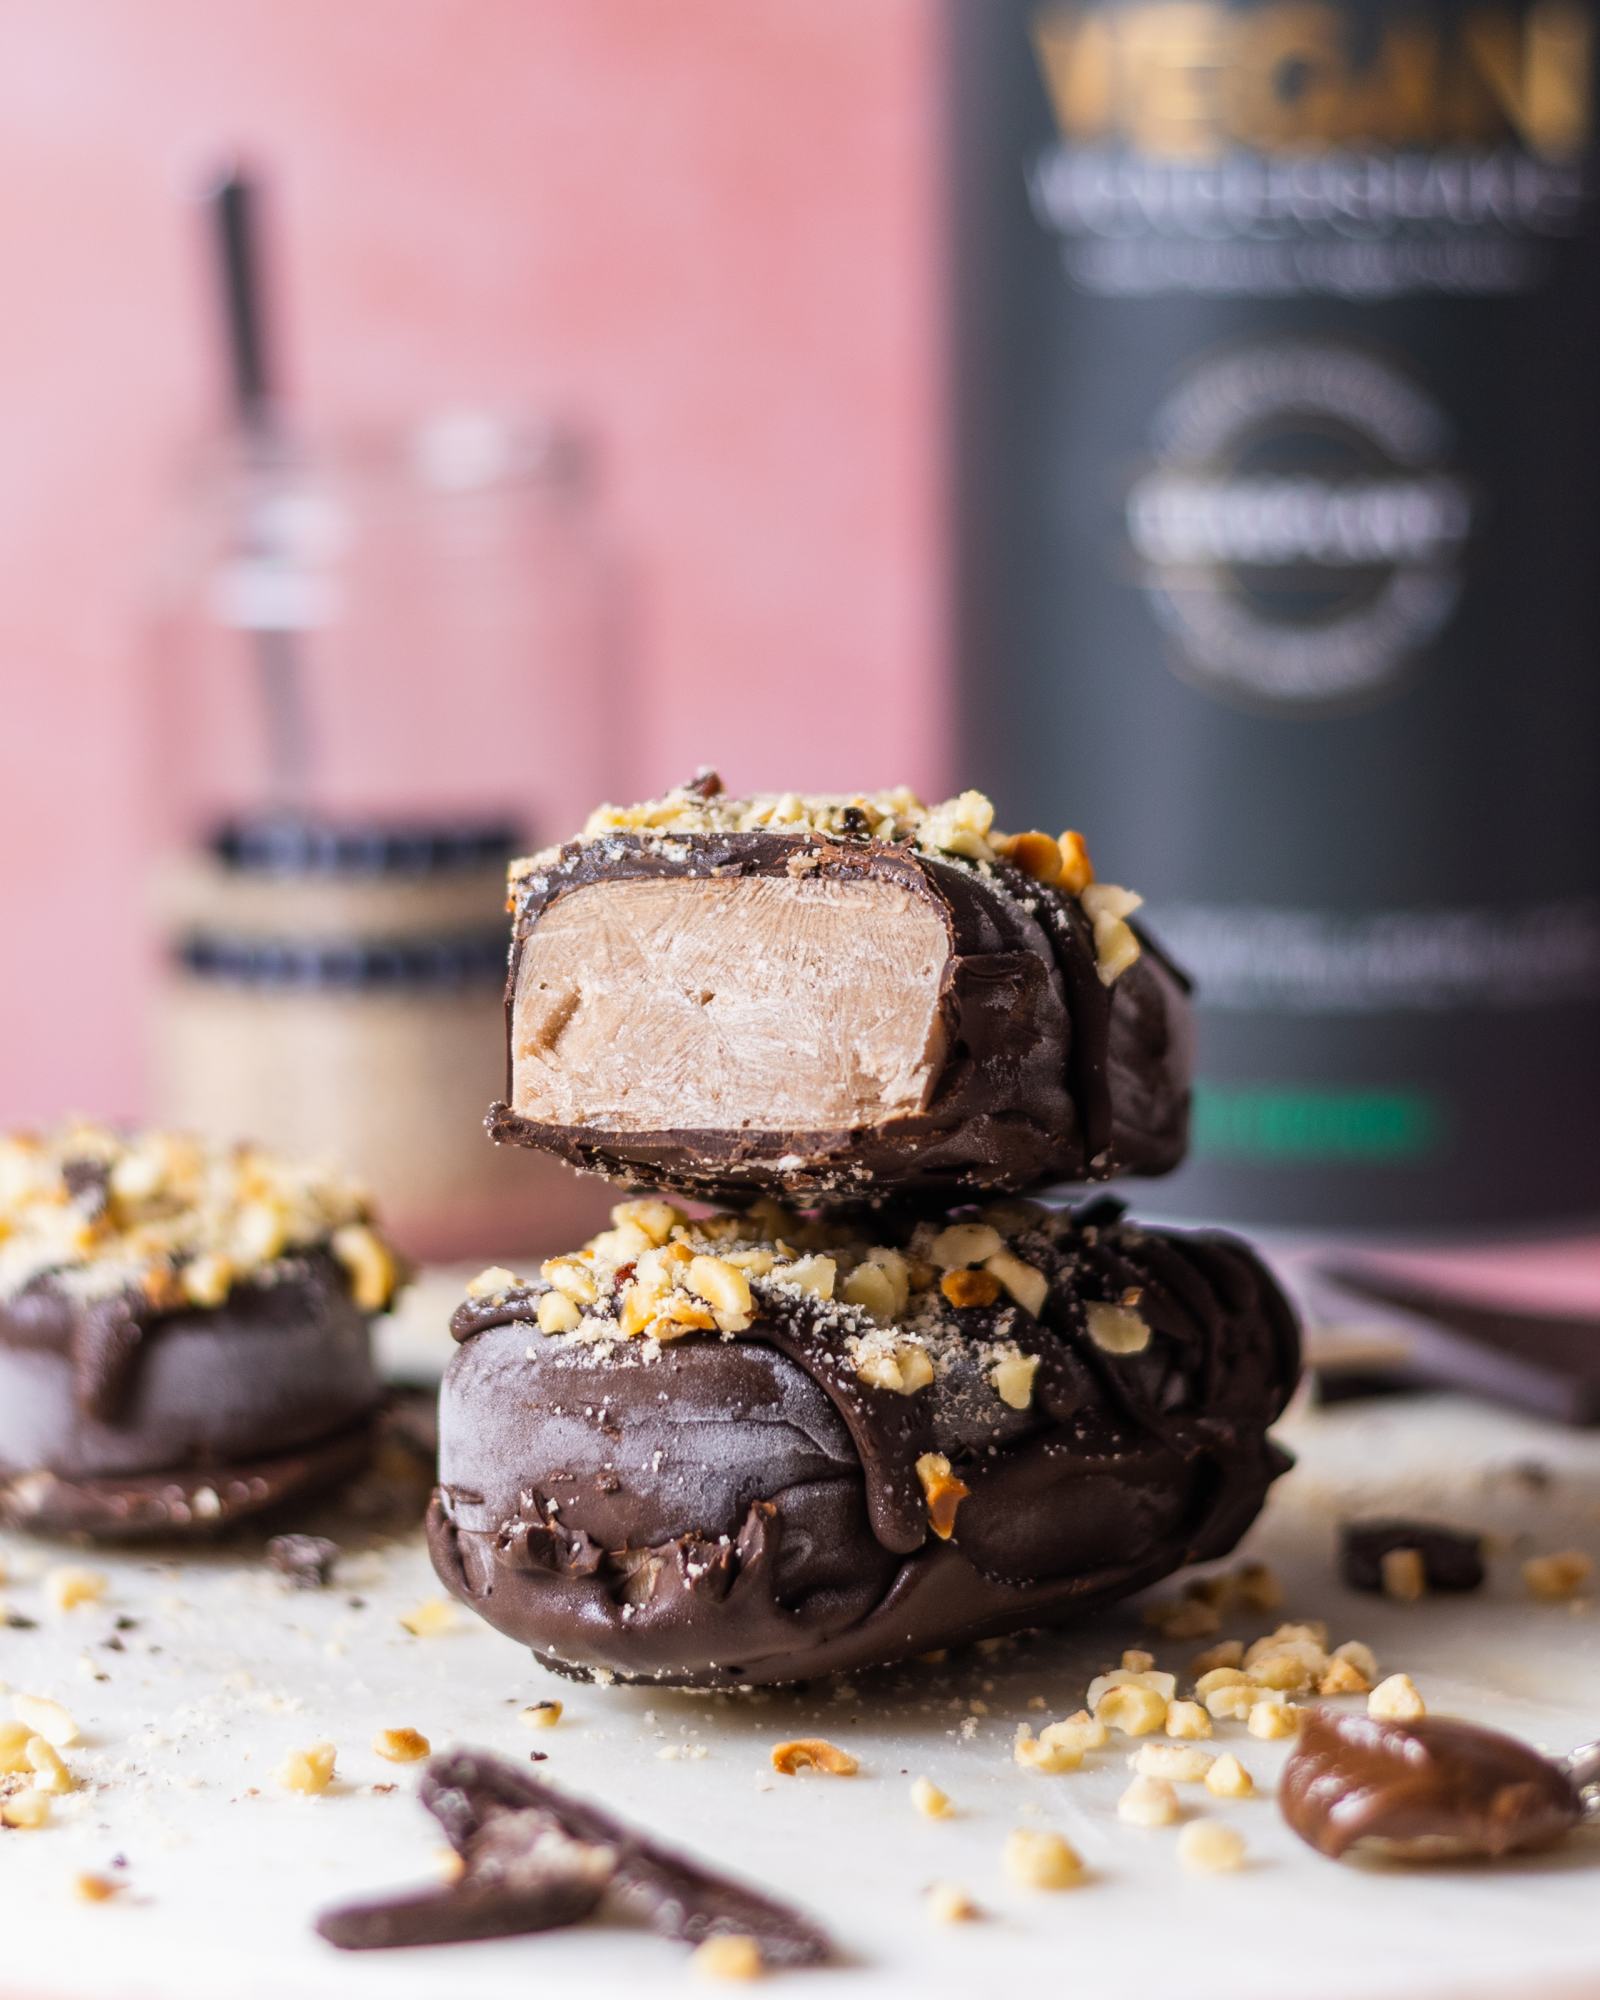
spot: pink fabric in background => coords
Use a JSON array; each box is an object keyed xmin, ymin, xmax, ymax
[{"xmin": 0, "ymin": 0, "xmax": 947, "ymax": 1125}]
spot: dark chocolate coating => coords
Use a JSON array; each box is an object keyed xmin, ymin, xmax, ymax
[
  {"xmin": 428, "ymin": 1208, "xmax": 1299, "ymax": 1686},
  {"xmin": 488, "ymin": 831, "xmax": 1191, "ymax": 1201},
  {"xmin": 0, "ymin": 1252, "xmax": 384, "ymax": 1540},
  {"xmin": 1340, "ymin": 1519, "xmax": 1486, "ymax": 1595},
  {"xmin": 1281, "ymin": 1709, "xmax": 1584, "ymax": 1862}
]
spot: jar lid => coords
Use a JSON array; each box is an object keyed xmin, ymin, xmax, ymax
[
  {"xmin": 210, "ymin": 816, "xmax": 522, "ymax": 878},
  {"xmin": 174, "ymin": 928, "xmax": 508, "ymax": 990}
]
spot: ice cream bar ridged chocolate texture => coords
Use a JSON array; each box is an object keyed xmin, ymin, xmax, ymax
[
  {"xmin": 427, "ymin": 1201, "xmax": 1299, "ymax": 1687},
  {"xmin": 0, "ymin": 1127, "xmax": 401, "ymax": 1539},
  {"xmin": 487, "ymin": 829, "xmax": 1191, "ymax": 1201}
]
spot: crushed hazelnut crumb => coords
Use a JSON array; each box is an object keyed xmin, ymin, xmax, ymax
[
  {"xmin": 1132, "ymin": 1742, "xmax": 1213, "ymax": 1784},
  {"xmin": 925, "ymin": 1881, "xmax": 981, "ymax": 1924},
  {"xmin": 1164, "ymin": 1700, "xmax": 1212, "ymax": 1741},
  {"xmin": 1002, "ymin": 1828, "xmax": 1085, "ymax": 1889},
  {"xmin": 1085, "ymin": 1300, "xmax": 1150, "ymax": 1354},
  {"xmin": 373, "ymin": 1728, "xmax": 431, "ymax": 1764},
  {"xmin": 911, "ymin": 1776, "xmax": 954, "ymax": 1818},
  {"xmin": 1368, "ymin": 1673, "xmax": 1426, "ymax": 1722},
  {"xmin": 1177, "ymin": 1820, "xmax": 1247, "ymax": 1874},
  {"xmin": 915, "ymin": 1453, "xmax": 970, "ymax": 1541},
  {"xmin": 44, "ymin": 1567, "xmax": 106, "ymax": 1614},
  {"xmin": 1247, "ymin": 1698, "xmax": 1302, "ymax": 1740},
  {"xmin": 1204, "ymin": 1753, "xmax": 1254, "ymax": 1800},
  {"xmin": 520, "ymin": 1700, "xmax": 563, "ymax": 1729},
  {"xmin": 74, "ymin": 1873, "xmax": 121, "ymax": 1902},
  {"xmin": 1118, "ymin": 1775, "xmax": 1180, "ymax": 1827},
  {"xmin": 398, "ymin": 1598, "xmax": 457, "ymax": 1638},
  {"xmin": 276, "ymin": 1742, "xmax": 337, "ymax": 1794},
  {"xmin": 770, "ymin": 1738, "xmax": 858, "ymax": 1777}
]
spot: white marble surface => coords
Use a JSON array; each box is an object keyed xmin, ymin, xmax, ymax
[{"xmin": 2, "ymin": 1332, "xmax": 1598, "ymax": 2000}]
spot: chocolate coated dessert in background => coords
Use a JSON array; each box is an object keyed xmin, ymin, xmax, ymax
[
  {"xmin": 1281, "ymin": 1709, "xmax": 1586, "ymax": 1862},
  {"xmin": 0, "ymin": 1124, "xmax": 402, "ymax": 1537},
  {"xmin": 488, "ymin": 778, "xmax": 1191, "ymax": 1202},
  {"xmin": 428, "ymin": 1193, "xmax": 1299, "ymax": 1686}
]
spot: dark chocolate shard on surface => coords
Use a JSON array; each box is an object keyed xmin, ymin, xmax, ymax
[
  {"xmin": 317, "ymin": 1751, "xmax": 832, "ymax": 1964},
  {"xmin": 1280, "ymin": 1709, "xmax": 1584, "ymax": 1863},
  {"xmin": 1340, "ymin": 1519, "xmax": 1486, "ymax": 1595},
  {"xmin": 489, "ymin": 819, "xmax": 1191, "ymax": 1202},
  {"xmin": 429, "ymin": 1200, "xmax": 1300, "ymax": 1687},
  {"xmin": 1318, "ymin": 1264, "xmax": 1600, "ymax": 1427}
]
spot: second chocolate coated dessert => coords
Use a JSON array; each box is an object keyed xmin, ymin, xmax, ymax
[
  {"xmin": 428, "ymin": 1195, "xmax": 1299, "ymax": 1686},
  {"xmin": 489, "ymin": 778, "xmax": 1191, "ymax": 1202},
  {"xmin": 0, "ymin": 1124, "xmax": 402, "ymax": 1537}
]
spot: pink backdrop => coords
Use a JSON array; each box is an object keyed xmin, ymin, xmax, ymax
[{"xmin": 0, "ymin": 0, "xmax": 948, "ymax": 1126}]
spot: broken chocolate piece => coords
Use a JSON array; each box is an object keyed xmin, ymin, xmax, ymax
[
  {"xmin": 1340, "ymin": 1520, "xmax": 1486, "ymax": 1596},
  {"xmin": 1319, "ymin": 1264, "xmax": 1600, "ymax": 1427},
  {"xmin": 267, "ymin": 1533, "xmax": 342, "ymax": 1590},
  {"xmin": 1281, "ymin": 1709, "xmax": 1584, "ymax": 1862},
  {"xmin": 489, "ymin": 786, "xmax": 1191, "ymax": 1201},
  {"xmin": 317, "ymin": 1751, "xmax": 832, "ymax": 1965},
  {"xmin": 0, "ymin": 1126, "xmax": 400, "ymax": 1539},
  {"xmin": 428, "ymin": 1198, "xmax": 1300, "ymax": 1687}
]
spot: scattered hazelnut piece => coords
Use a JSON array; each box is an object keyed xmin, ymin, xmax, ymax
[
  {"xmin": 1177, "ymin": 1820, "xmax": 1247, "ymax": 1874},
  {"xmin": 995, "ymin": 829, "xmax": 1064, "ymax": 883},
  {"xmin": 1205, "ymin": 1685, "xmax": 1257, "ymax": 1723},
  {"xmin": 1121, "ymin": 1649, "xmax": 1156, "ymax": 1673},
  {"xmin": 1318, "ymin": 1655, "xmax": 1372, "ymax": 1697},
  {"xmin": 1084, "ymin": 1299, "xmax": 1151, "ymax": 1354},
  {"xmin": 25, "ymin": 1737, "xmax": 73, "ymax": 1793},
  {"xmin": 1523, "ymin": 1550, "xmax": 1593, "ymax": 1601},
  {"xmin": 1002, "ymin": 1827, "xmax": 1084, "ymax": 1889},
  {"xmin": 1088, "ymin": 1668, "xmax": 1177, "ymax": 1708},
  {"xmin": 44, "ymin": 1566, "xmax": 107, "ymax": 1614},
  {"xmin": 1249, "ymin": 1651, "xmax": 1316, "ymax": 1694},
  {"xmin": 925, "ymin": 1881, "xmax": 981, "ymax": 1924},
  {"xmin": 74, "ymin": 1873, "xmax": 121, "ymax": 1902},
  {"xmin": 1247, "ymin": 1699, "xmax": 1302, "ymax": 1740},
  {"xmin": 373, "ymin": 1727, "xmax": 431, "ymax": 1764},
  {"xmin": 1205, "ymin": 1753, "xmax": 1254, "ymax": 1799},
  {"xmin": 1, "ymin": 1788, "xmax": 50, "ymax": 1829},
  {"xmin": 1133, "ymin": 1741, "xmax": 1213, "ymax": 1784},
  {"xmin": 398, "ymin": 1598, "xmax": 457, "ymax": 1638},
  {"xmin": 1190, "ymin": 1639, "xmax": 1246, "ymax": 1677},
  {"xmin": 611, "ymin": 1198, "xmax": 682, "ymax": 1247},
  {"xmin": 686, "ymin": 1255, "xmax": 755, "ymax": 1333},
  {"xmin": 855, "ymin": 1341, "xmax": 935, "ymax": 1395},
  {"xmin": 1195, "ymin": 1667, "xmax": 1252, "ymax": 1699},
  {"xmin": 1057, "ymin": 829, "xmax": 1095, "ymax": 894},
  {"xmin": 1368, "ymin": 1673, "xmax": 1426, "ymax": 1722},
  {"xmin": 1096, "ymin": 1684, "xmax": 1169, "ymax": 1737},
  {"xmin": 1380, "ymin": 1548, "xmax": 1427, "ymax": 1603},
  {"xmin": 1332, "ymin": 1639, "xmax": 1379, "ymax": 1681},
  {"xmin": 331, "ymin": 1224, "xmax": 397, "ymax": 1312},
  {"xmin": 915, "ymin": 1453, "xmax": 971, "ymax": 1541},
  {"xmin": 690, "ymin": 1934, "xmax": 763, "ymax": 1982},
  {"xmin": 770, "ymin": 1738, "xmax": 858, "ymax": 1777},
  {"xmin": 541, "ymin": 1257, "xmax": 599, "ymax": 1306},
  {"xmin": 466, "ymin": 1265, "xmax": 520, "ymax": 1300},
  {"xmin": 1165, "ymin": 1700, "xmax": 1212, "ymax": 1741},
  {"xmin": 277, "ymin": 1742, "xmax": 337, "ymax": 1794},
  {"xmin": 1233, "ymin": 1561, "xmax": 1283, "ymax": 1613},
  {"xmin": 1144, "ymin": 1595, "xmax": 1221, "ymax": 1640},
  {"xmin": 841, "ymin": 1262, "xmax": 902, "ymax": 1323},
  {"xmin": 1118, "ymin": 1775, "xmax": 1180, "ymax": 1827},
  {"xmin": 10, "ymin": 1695, "xmax": 78, "ymax": 1747},
  {"xmin": 782, "ymin": 1253, "xmax": 837, "ymax": 1300},
  {"xmin": 520, "ymin": 1700, "xmax": 563, "ymax": 1729},
  {"xmin": 1014, "ymin": 1724, "xmax": 1083, "ymax": 1775},
  {"xmin": 0, "ymin": 1721, "xmax": 34, "ymax": 1773},
  {"xmin": 911, "ymin": 1776, "xmax": 954, "ymax": 1818}
]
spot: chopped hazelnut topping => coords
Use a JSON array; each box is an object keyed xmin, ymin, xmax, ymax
[
  {"xmin": 782, "ymin": 1253, "xmax": 837, "ymax": 1300},
  {"xmin": 1002, "ymin": 1828, "xmax": 1085, "ymax": 1889},
  {"xmin": 1095, "ymin": 1685, "xmax": 1170, "ymax": 1737},
  {"xmin": 1165, "ymin": 1700, "xmax": 1212, "ymax": 1741},
  {"xmin": 536, "ymin": 1291, "xmax": 583, "ymax": 1335},
  {"xmin": 1523, "ymin": 1550, "xmax": 1594, "ymax": 1601},
  {"xmin": 929, "ymin": 1223, "xmax": 1004, "ymax": 1272},
  {"xmin": 840, "ymin": 1261, "xmax": 903, "ymax": 1323},
  {"xmin": 685, "ymin": 1256, "xmax": 755, "ymax": 1333},
  {"xmin": 1177, "ymin": 1820, "xmax": 1247, "ymax": 1874},
  {"xmin": 915, "ymin": 1453, "xmax": 970, "ymax": 1541},
  {"xmin": 925, "ymin": 1881, "xmax": 981, "ymax": 1924},
  {"xmin": 983, "ymin": 1250, "xmax": 1048, "ymax": 1318},
  {"xmin": 994, "ymin": 829, "xmax": 1065, "ymax": 883},
  {"xmin": 1118, "ymin": 1775, "xmax": 1180, "ymax": 1827},
  {"xmin": 466, "ymin": 1265, "xmax": 520, "ymax": 1300},
  {"xmin": 1246, "ymin": 1698, "xmax": 1302, "ymax": 1740},
  {"xmin": 611, "ymin": 1198, "xmax": 682, "ymax": 1247},
  {"xmin": 1057, "ymin": 830, "xmax": 1095, "ymax": 895},
  {"xmin": 44, "ymin": 1566, "xmax": 106, "ymax": 1614},
  {"xmin": 855, "ymin": 1341, "xmax": 935, "ymax": 1395},
  {"xmin": 1380, "ymin": 1547, "xmax": 1427, "ymax": 1603},
  {"xmin": 1084, "ymin": 1301, "xmax": 1150, "ymax": 1354},
  {"xmin": 373, "ymin": 1728, "xmax": 431, "ymax": 1764},
  {"xmin": 520, "ymin": 1701, "xmax": 563, "ymax": 1729},
  {"xmin": 770, "ymin": 1738, "xmax": 858, "ymax": 1777},
  {"xmin": 276, "ymin": 1742, "xmax": 337, "ymax": 1794},
  {"xmin": 911, "ymin": 1775, "xmax": 954, "ymax": 1818},
  {"xmin": 1080, "ymin": 882, "xmax": 1144, "ymax": 984},
  {"xmin": 1204, "ymin": 1753, "xmax": 1254, "ymax": 1800},
  {"xmin": 988, "ymin": 1350, "xmax": 1040, "ymax": 1410},
  {"xmin": 10, "ymin": 1696, "xmax": 78, "ymax": 1747},
  {"xmin": 331, "ymin": 1224, "xmax": 398, "ymax": 1313},
  {"xmin": 1368, "ymin": 1673, "xmax": 1426, "ymax": 1722},
  {"xmin": 940, "ymin": 1267, "xmax": 1002, "ymax": 1309},
  {"xmin": 0, "ymin": 1788, "xmax": 50, "ymax": 1829},
  {"xmin": 541, "ymin": 1257, "xmax": 600, "ymax": 1306},
  {"xmin": 398, "ymin": 1598, "xmax": 457, "ymax": 1638},
  {"xmin": 690, "ymin": 1934, "xmax": 764, "ymax": 1981}
]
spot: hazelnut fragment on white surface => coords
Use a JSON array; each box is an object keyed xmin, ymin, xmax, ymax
[
  {"xmin": 1177, "ymin": 1820, "xmax": 1247, "ymax": 1873},
  {"xmin": 398, "ymin": 1599, "xmax": 457, "ymax": 1638},
  {"xmin": 1368, "ymin": 1673, "xmax": 1426, "ymax": 1721},
  {"xmin": 910, "ymin": 1776, "xmax": 953, "ymax": 1818},
  {"xmin": 520, "ymin": 1700, "xmax": 563, "ymax": 1729},
  {"xmin": 277, "ymin": 1742, "xmax": 337, "ymax": 1794},
  {"xmin": 1205, "ymin": 1754, "xmax": 1254, "ymax": 1799},
  {"xmin": 925, "ymin": 1881, "xmax": 981, "ymax": 1924},
  {"xmin": 1002, "ymin": 1827, "xmax": 1085, "ymax": 1889},
  {"xmin": 1118, "ymin": 1775, "xmax": 1180, "ymax": 1827},
  {"xmin": 1523, "ymin": 1550, "xmax": 1593, "ymax": 1601},
  {"xmin": 44, "ymin": 1566, "xmax": 106, "ymax": 1613},
  {"xmin": 769, "ymin": 1738, "xmax": 858, "ymax": 1777},
  {"xmin": 690, "ymin": 1934, "xmax": 764, "ymax": 1981},
  {"xmin": 372, "ymin": 1728, "xmax": 431, "ymax": 1764}
]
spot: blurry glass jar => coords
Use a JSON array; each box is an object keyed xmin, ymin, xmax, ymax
[{"xmin": 143, "ymin": 412, "xmax": 620, "ymax": 1261}]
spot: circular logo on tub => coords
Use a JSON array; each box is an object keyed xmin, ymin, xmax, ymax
[{"xmin": 1125, "ymin": 343, "xmax": 1474, "ymax": 710}]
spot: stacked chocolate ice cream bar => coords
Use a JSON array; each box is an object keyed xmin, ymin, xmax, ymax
[{"xmin": 429, "ymin": 778, "xmax": 1302, "ymax": 1686}]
